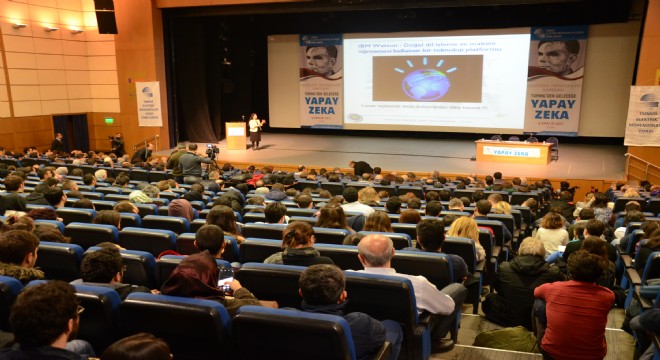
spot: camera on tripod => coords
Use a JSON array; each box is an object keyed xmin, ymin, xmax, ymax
[{"xmin": 206, "ymin": 144, "xmax": 220, "ymax": 158}]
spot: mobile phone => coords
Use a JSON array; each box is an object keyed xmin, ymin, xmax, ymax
[
  {"xmin": 207, "ymin": 144, "xmax": 213, "ymax": 148},
  {"xmin": 218, "ymin": 277, "xmax": 233, "ymax": 293}
]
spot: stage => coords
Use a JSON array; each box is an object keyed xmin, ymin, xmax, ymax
[{"xmin": 154, "ymin": 133, "xmax": 626, "ymax": 181}]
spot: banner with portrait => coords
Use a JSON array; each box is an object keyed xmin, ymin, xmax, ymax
[
  {"xmin": 523, "ymin": 26, "xmax": 588, "ymax": 136},
  {"xmin": 624, "ymin": 86, "xmax": 660, "ymax": 146},
  {"xmin": 299, "ymin": 34, "xmax": 343, "ymax": 128}
]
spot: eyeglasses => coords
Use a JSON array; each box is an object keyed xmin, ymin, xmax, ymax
[{"xmin": 77, "ymin": 306, "xmax": 85, "ymax": 315}]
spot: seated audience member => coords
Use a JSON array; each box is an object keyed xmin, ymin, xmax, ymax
[
  {"xmin": 141, "ymin": 184, "xmax": 160, "ymax": 199},
  {"xmin": 568, "ymin": 208, "xmax": 595, "ymax": 240},
  {"xmin": 34, "ymin": 226, "xmax": 71, "ymax": 243},
  {"xmin": 264, "ymin": 202, "xmax": 288, "ymax": 224},
  {"xmin": 298, "ymin": 264, "xmax": 402, "ymax": 360},
  {"xmin": 341, "ymin": 187, "xmax": 375, "ymax": 216},
  {"xmin": 493, "ymin": 201, "xmax": 512, "ymax": 215},
  {"xmin": 612, "ymin": 201, "xmax": 642, "ymax": 229},
  {"xmin": 2, "ymin": 174, "xmax": 27, "ymax": 213},
  {"xmin": 316, "ymin": 204, "xmax": 355, "ymax": 234},
  {"xmin": 71, "ymin": 247, "xmax": 151, "ymax": 300},
  {"xmin": 442, "ymin": 214, "xmax": 459, "ymax": 228},
  {"xmin": 635, "ymin": 227, "xmax": 660, "ymax": 277},
  {"xmin": 548, "ymin": 191, "xmax": 576, "ymax": 223},
  {"xmin": 82, "ymin": 173, "xmax": 97, "ymax": 187},
  {"xmin": 114, "ymin": 200, "xmax": 139, "ymax": 214},
  {"xmin": 264, "ymin": 222, "xmax": 334, "ymax": 266},
  {"xmin": 205, "ymin": 205, "xmax": 245, "ymax": 244},
  {"xmin": 160, "ymin": 251, "xmax": 262, "ymax": 317},
  {"xmin": 425, "ymin": 201, "xmax": 443, "ymax": 217},
  {"xmin": 398, "ymin": 209, "xmax": 422, "ymax": 225},
  {"xmin": 589, "ymin": 192, "xmax": 613, "ymax": 225},
  {"xmin": 447, "ymin": 198, "xmax": 464, "ymax": 211},
  {"xmin": 93, "ymin": 209, "xmax": 122, "ymax": 229},
  {"xmin": 0, "ymin": 281, "xmax": 95, "ymax": 359},
  {"xmin": 44, "ymin": 187, "xmax": 67, "ymax": 208},
  {"xmin": 195, "ymin": 224, "xmax": 238, "ymax": 263},
  {"xmin": 295, "ymin": 194, "xmax": 313, "ymax": 209},
  {"xmin": 265, "ymin": 183, "xmax": 287, "ymax": 201},
  {"xmin": 72, "ymin": 198, "xmax": 95, "ymax": 209},
  {"xmin": 482, "ymin": 238, "xmax": 565, "ymax": 330},
  {"xmin": 563, "ymin": 219, "xmax": 617, "ymax": 263},
  {"xmin": 128, "ymin": 190, "xmax": 152, "ymax": 204},
  {"xmin": 446, "ymin": 217, "xmax": 486, "ymax": 262},
  {"xmin": 613, "ymin": 210, "xmax": 645, "ymax": 244},
  {"xmin": 0, "ymin": 230, "xmax": 44, "ymax": 284},
  {"xmin": 356, "ymin": 234, "xmax": 467, "ymax": 353},
  {"xmin": 168, "ymin": 199, "xmax": 196, "ymax": 222},
  {"xmin": 358, "ymin": 187, "xmax": 380, "ymax": 207},
  {"xmin": 343, "ymin": 233, "xmax": 366, "ymax": 246},
  {"xmin": 580, "ymin": 237, "xmax": 618, "ymax": 292},
  {"xmin": 94, "ymin": 169, "xmax": 108, "ymax": 183},
  {"xmin": 385, "ymin": 197, "xmax": 402, "ymax": 214},
  {"xmin": 406, "ymin": 197, "xmax": 422, "ymax": 210},
  {"xmin": 363, "ymin": 211, "xmax": 393, "ymax": 233},
  {"xmin": 473, "ymin": 200, "xmax": 512, "ymax": 243},
  {"xmin": 101, "ymin": 333, "xmax": 172, "ymax": 360},
  {"xmin": 533, "ymin": 250, "xmax": 614, "ymax": 359},
  {"xmin": 535, "ymin": 213, "xmax": 569, "ymax": 256}
]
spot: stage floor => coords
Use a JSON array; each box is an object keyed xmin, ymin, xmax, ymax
[{"xmin": 155, "ymin": 134, "xmax": 626, "ymax": 181}]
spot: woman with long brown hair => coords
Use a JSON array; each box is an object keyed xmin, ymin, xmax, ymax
[
  {"xmin": 264, "ymin": 222, "xmax": 334, "ymax": 266},
  {"xmin": 315, "ymin": 204, "xmax": 355, "ymax": 234},
  {"xmin": 363, "ymin": 211, "xmax": 393, "ymax": 233}
]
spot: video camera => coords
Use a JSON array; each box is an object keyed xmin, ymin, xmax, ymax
[{"xmin": 206, "ymin": 144, "xmax": 220, "ymax": 158}]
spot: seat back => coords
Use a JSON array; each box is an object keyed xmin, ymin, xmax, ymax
[
  {"xmin": 119, "ymin": 212, "xmax": 142, "ymax": 228},
  {"xmin": 142, "ymin": 215, "xmax": 190, "ymax": 235},
  {"xmin": 641, "ymin": 252, "xmax": 660, "ymax": 284},
  {"xmin": 121, "ymin": 293, "xmax": 231, "ymax": 360},
  {"xmin": 34, "ymin": 219, "xmax": 65, "ymax": 233},
  {"xmin": 0, "ymin": 276, "xmax": 23, "ymax": 331},
  {"xmin": 154, "ymin": 256, "xmax": 232, "ymax": 288},
  {"xmin": 476, "ymin": 219, "xmax": 506, "ymax": 246},
  {"xmin": 234, "ymin": 306, "xmax": 356, "ymax": 360},
  {"xmin": 320, "ymin": 182, "xmax": 345, "ymax": 196},
  {"xmin": 239, "ymin": 238, "xmax": 282, "ymax": 263},
  {"xmin": 313, "ymin": 227, "xmax": 350, "ymax": 245},
  {"xmin": 315, "ymin": 243, "xmax": 363, "ymax": 270},
  {"xmin": 242, "ymin": 223, "xmax": 287, "ymax": 240},
  {"xmin": 85, "ymin": 247, "xmax": 157, "ymax": 289},
  {"xmin": 234, "ymin": 263, "xmax": 307, "ymax": 309},
  {"xmin": 35, "ymin": 241, "xmax": 84, "ymax": 282},
  {"xmin": 286, "ymin": 208, "xmax": 318, "ymax": 217},
  {"xmin": 451, "ymin": 189, "xmax": 476, "ymax": 200},
  {"xmin": 130, "ymin": 169, "xmax": 149, "ymax": 182},
  {"xmin": 510, "ymin": 193, "xmax": 538, "ymax": 206},
  {"xmin": 614, "ymin": 197, "xmax": 647, "ymax": 213},
  {"xmin": 135, "ymin": 203, "xmax": 158, "ymax": 218},
  {"xmin": 64, "ymin": 223, "xmax": 119, "ymax": 249},
  {"xmin": 118, "ymin": 227, "xmax": 176, "ymax": 256},
  {"xmin": 358, "ymin": 231, "xmax": 411, "ymax": 250},
  {"xmin": 90, "ymin": 200, "xmax": 117, "ymax": 211},
  {"xmin": 391, "ymin": 250, "xmax": 453, "ymax": 290},
  {"xmin": 293, "ymin": 180, "xmax": 320, "ymax": 191},
  {"xmin": 243, "ymin": 212, "xmax": 266, "ymax": 223},
  {"xmin": 443, "ymin": 237, "xmax": 478, "ymax": 273},
  {"xmin": 487, "ymin": 213, "xmax": 515, "ymax": 235},
  {"xmin": 397, "ymin": 186, "xmax": 425, "ymax": 199},
  {"xmin": 390, "ymin": 223, "xmax": 418, "ymax": 240},
  {"xmin": 73, "ymin": 284, "xmax": 122, "ymax": 354},
  {"xmin": 55, "ymin": 207, "xmax": 96, "ymax": 224}
]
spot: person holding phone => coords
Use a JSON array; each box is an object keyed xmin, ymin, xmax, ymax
[{"xmin": 248, "ymin": 113, "xmax": 266, "ymax": 151}]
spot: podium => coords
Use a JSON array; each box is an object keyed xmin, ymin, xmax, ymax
[
  {"xmin": 475, "ymin": 140, "xmax": 553, "ymax": 165},
  {"xmin": 225, "ymin": 122, "xmax": 246, "ymax": 150}
]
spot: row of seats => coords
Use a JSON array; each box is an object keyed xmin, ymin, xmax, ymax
[{"xmin": 0, "ymin": 264, "xmax": 443, "ymax": 360}]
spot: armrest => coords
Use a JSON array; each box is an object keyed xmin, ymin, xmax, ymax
[
  {"xmin": 632, "ymin": 286, "xmax": 655, "ymax": 311},
  {"xmin": 625, "ymin": 268, "xmax": 642, "ymax": 287},
  {"xmin": 475, "ymin": 259, "xmax": 486, "ymax": 274},
  {"xmin": 491, "ymin": 245, "xmax": 501, "ymax": 260},
  {"xmin": 373, "ymin": 341, "xmax": 392, "ymax": 360},
  {"xmin": 621, "ymin": 254, "xmax": 633, "ymax": 269}
]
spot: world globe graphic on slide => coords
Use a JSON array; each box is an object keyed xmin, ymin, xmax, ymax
[{"xmin": 402, "ymin": 69, "xmax": 451, "ymax": 101}]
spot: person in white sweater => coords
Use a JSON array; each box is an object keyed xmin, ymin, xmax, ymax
[{"xmin": 536, "ymin": 212, "xmax": 569, "ymax": 255}]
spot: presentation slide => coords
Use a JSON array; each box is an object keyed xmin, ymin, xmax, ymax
[{"xmin": 343, "ymin": 33, "xmax": 530, "ymax": 129}]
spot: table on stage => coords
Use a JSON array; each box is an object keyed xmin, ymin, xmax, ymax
[{"xmin": 475, "ymin": 139, "xmax": 553, "ymax": 165}]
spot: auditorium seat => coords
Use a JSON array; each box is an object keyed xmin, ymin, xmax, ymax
[
  {"xmin": 119, "ymin": 212, "xmax": 142, "ymax": 228},
  {"xmin": 398, "ymin": 185, "xmax": 425, "ymax": 199},
  {"xmin": 121, "ymin": 293, "xmax": 231, "ymax": 360},
  {"xmin": 443, "ymin": 236, "xmax": 484, "ymax": 313},
  {"xmin": 510, "ymin": 192, "xmax": 538, "ymax": 206},
  {"xmin": 26, "ymin": 204, "xmax": 55, "ymax": 212},
  {"xmin": 451, "ymin": 189, "xmax": 477, "ymax": 199},
  {"xmin": 476, "ymin": 219, "xmax": 508, "ymax": 249},
  {"xmin": 159, "ymin": 192, "xmax": 179, "ymax": 201},
  {"xmin": 130, "ymin": 169, "xmax": 149, "ymax": 182},
  {"xmin": 288, "ymin": 216, "xmax": 317, "ymax": 226},
  {"xmin": 142, "ymin": 215, "xmax": 190, "ymax": 235},
  {"xmin": 0, "ymin": 276, "xmax": 22, "ymax": 331},
  {"xmin": 320, "ymin": 182, "xmax": 345, "ymax": 196},
  {"xmin": 313, "ymin": 227, "xmax": 350, "ymax": 245},
  {"xmin": 64, "ymin": 223, "xmax": 119, "ymax": 249},
  {"xmin": 189, "ymin": 219, "xmax": 206, "ymax": 233},
  {"xmin": 90, "ymin": 200, "xmax": 117, "ymax": 211},
  {"xmin": 484, "ymin": 190, "xmax": 510, "ymax": 202},
  {"xmin": 239, "ymin": 238, "xmax": 282, "ymax": 264},
  {"xmin": 80, "ymin": 191, "xmax": 104, "ymax": 200},
  {"xmin": 373, "ymin": 184, "xmax": 397, "ymax": 196},
  {"xmin": 315, "ymin": 243, "xmax": 363, "ymax": 270},
  {"xmin": 242, "ymin": 223, "xmax": 287, "ymax": 240},
  {"xmin": 96, "ymin": 187, "xmax": 124, "ymax": 196},
  {"xmin": 285, "ymin": 208, "xmax": 317, "ymax": 217},
  {"xmin": 135, "ymin": 203, "xmax": 159, "ymax": 218},
  {"xmin": 148, "ymin": 171, "xmax": 168, "ymax": 183},
  {"xmin": 293, "ymin": 180, "xmax": 320, "ymax": 191},
  {"xmin": 233, "ymin": 306, "xmax": 390, "ymax": 360},
  {"xmin": 56, "ymin": 208, "xmax": 96, "ymax": 224},
  {"xmin": 613, "ymin": 197, "xmax": 648, "ymax": 213},
  {"xmin": 648, "ymin": 198, "xmax": 660, "ymax": 216},
  {"xmin": 35, "ymin": 241, "xmax": 84, "ymax": 282},
  {"xmin": 390, "ymin": 223, "xmax": 418, "ymax": 240},
  {"xmin": 85, "ymin": 247, "xmax": 157, "ymax": 289},
  {"xmin": 243, "ymin": 212, "xmax": 266, "ymax": 223},
  {"xmin": 358, "ymin": 231, "xmax": 411, "ymax": 250},
  {"xmin": 118, "ymin": 227, "xmax": 177, "ymax": 257},
  {"xmin": 154, "ymin": 256, "xmax": 232, "ymax": 289},
  {"xmin": 34, "ymin": 219, "xmax": 65, "ymax": 233},
  {"xmin": 392, "ymin": 250, "xmax": 453, "ymax": 291},
  {"xmin": 623, "ymin": 251, "xmax": 660, "ymax": 309},
  {"xmin": 72, "ymin": 284, "xmax": 122, "ymax": 354}
]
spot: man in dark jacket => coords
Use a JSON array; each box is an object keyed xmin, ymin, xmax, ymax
[
  {"xmin": 50, "ymin": 133, "xmax": 66, "ymax": 153},
  {"xmin": 131, "ymin": 143, "xmax": 154, "ymax": 164},
  {"xmin": 2, "ymin": 175, "xmax": 27, "ymax": 213},
  {"xmin": 299, "ymin": 264, "xmax": 402, "ymax": 360},
  {"xmin": 482, "ymin": 237, "xmax": 565, "ymax": 330},
  {"xmin": 0, "ymin": 230, "xmax": 44, "ymax": 284},
  {"xmin": 548, "ymin": 191, "xmax": 576, "ymax": 223},
  {"xmin": 178, "ymin": 144, "xmax": 214, "ymax": 184},
  {"xmin": 166, "ymin": 143, "xmax": 188, "ymax": 183},
  {"xmin": 349, "ymin": 160, "xmax": 373, "ymax": 177}
]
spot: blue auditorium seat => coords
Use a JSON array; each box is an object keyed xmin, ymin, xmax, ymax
[
  {"xmin": 64, "ymin": 223, "xmax": 119, "ymax": 249},
  {"xmin": 55, "ymin": 207, "xmax": 97, "ymax": 224},
  {"xmin": 35, "ymin": 241, "xmax": 84, "ymax": 282},
  {"xmin": 85, "ymin": 247, "xmax": 157, "ymax": 289},
  {"xmin": 72, "ymin": 284, "xmax": 122, "ymax": 354},
  {"xmin": 118, "ymin": 227, "xmax": 177, "ymax": 257},
  {"xmin": 0, "ymin": 276, "xmax": 22, "ymax": 331},
  {"xmin": 142, "ymin": 215, "xmax": 190, "ymax": 234},
  {"xmin": 359, "ymin": 231, "xmax": 411, "ymax": 250}
]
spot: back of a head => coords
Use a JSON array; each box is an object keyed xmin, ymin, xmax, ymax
[
  {"xmin": 624, "ymin": 210, "xmax": 645, "ymax": 226},
  {"xmin": 101, "ymin": 333, "xmax": 172, "ymax": 360},
  {"xmin": 316, "ymin": 204, "xmax": 347, "ymax": 229},
  {"xmin": 517, "ymin": 237, "xmax": 546, "ymax": 257},
  {"xmin": 475, "ymin": 200, "xmax": 492, "ymax": 215},
  {"xmin": 585, "ymin": 219, "xmax": 605, "ymax": 237},
  {"xmin": 299, "ymin": 264, "xmax": 345, "ymax": 305},
  {"xmin": 448, "ymin": 198, "xmax": 463, "ymax": 209},
  {"xmin": 142, "ymin": 184, "xmax": 160, "ymax": 198},
  {"xmin": 114, "ymin": 200, "xmax": 137, "ymax": 213},
  {"xmin": 399, "ymin": 209, "xmax": 422, "ymax": 224},
  {"xmin": 416, "ymin": 218, "xmax": 445, "ymax": 251},
  {"xmin": 567, "ymin": 250, "xmax": 606, "ymax": 283},
  {"xmin": 425, "ymin": 201, "xmax": 442, "ymax": 216},
  {"xmin": 342, "ymin": 187, "xmax": 358, "ymax": 203},
  {"xmin": 195, "ymin": 224, "xmax": 225, "ymax": 255},
  {"xmin": 168, "ymin": 199, "xmax": 195, "ymax": 222},
  {"xmin": 385, "ymin": 197, "xmax": 402, "ymax": 214},
  {"xmin": 10, "ymin": 281, "xmax": 78, "ymax": 347},
  {"xmin": 541, "ymin": 212, "xmax": 564, "ymax": 230},
  {"xmin": 578, "ymin": 207, "xmax": 595, "ymax": 220},
  {"xmin": 83, "ymin": 173, "xmax": 96, "ymax": 185},
  {"xmin": 295, "ymin": 194, "xmax": 313, "ymax": 208},
  {"xmin": 447, "ymin": 216, "xmax": 478, "ymax": 241},
  {"xmin": 43, "ymin": 187, "xmax": 64, "ymax": 206},
  {"xmin": 282, "ymin": 221, "xmax": 314, "ymax": 248},
  {"xmin": 4, "ymin": 174, "xmax": 23, "ymax": 192},
  {"xmin": 0, "ymin": 230, "xmax": 39, "ymax": 265},
  {"xmin": 188, "ymin": 143, "xmax": 198, "ymax": 151},
  {"xmin": 487, "ymin": 193, "xmax": 502, "ymax": 204},
  {"xmin": 206, "ymin": 205, "xmax": 236, "ymax": 233},
  {"xmin": 264, "ymin": 202, "xmax": 287, "ymax": 223},
  {"xmin": 580, "ymin": 236, "xmax": 608, "ymax": 259},
  {"xmin": 93, "ymin": 210, "xmax": 121, "ymax": 228},
  {"xmin": 81, "ymin": 247, "xmax": 122, "ymax": 283},
  {"xmin": 357, "ymin": 234, "xmax": 393, "ymax": 267}
]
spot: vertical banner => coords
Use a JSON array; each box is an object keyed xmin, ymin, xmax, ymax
[
  {"xmin": 524, "ymin": 26, "xmax": 588, "ymax": 136},
  {"xmin": 299, "ymin": 34, "xmax": 343, "ymax": 128},
  {"xmin": 624, "ymin": 86, "xmax": 660, "ymax": 146},
  {"xmin": 136, "ymin": 81, "xmax": 163, "ymax": 127}
]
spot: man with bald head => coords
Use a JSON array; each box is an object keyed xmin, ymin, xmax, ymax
[{"xmin": 356, "ymin": 234, "xmax": 467, "ymax": 353}]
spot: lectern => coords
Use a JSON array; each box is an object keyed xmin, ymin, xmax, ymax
[{"xmin": 225, "ymin": 122, "xmax": 246, "ymax": 150}]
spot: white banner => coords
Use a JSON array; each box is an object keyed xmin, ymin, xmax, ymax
[
  {"xmin": 624, "ymin": 86, "xmax": 660, "ymax": 146},
  {"xmin": 483, "ymin": 146, "xmax": 541, "ymax": 158},
  {"xmin": 136, "ymin": 81, "xmax": 163, "ymax": 127}
]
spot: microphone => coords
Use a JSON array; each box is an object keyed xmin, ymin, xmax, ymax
[{"xmin": 242, "ymin": 114, "xmax": 245, "ymax": 121}]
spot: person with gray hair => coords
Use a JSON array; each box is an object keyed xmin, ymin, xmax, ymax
[
  {"xmin": 355, "ymin": 234, "xmax": 467, "ymax": 353},
  {"xmin": 141, "ymin": 184, "xmax": 160, "ymax": 199},
  {"xmin": 481, "ymin": 237, "xmax": 565, "ymax": 330},
  {"xmin": 94, "ymin": 169, "xmax": 108, "ymax": 182}
]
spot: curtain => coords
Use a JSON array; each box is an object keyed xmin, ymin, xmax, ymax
[{"xmin": 72, "ymin": 114, "xmax": 90, "ymax": 152}]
